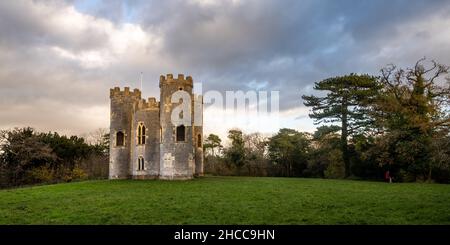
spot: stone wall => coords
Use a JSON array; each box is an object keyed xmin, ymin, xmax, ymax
[
  {"xmin": 109, "ymin": 87, "xmax": 141, "ymax": 179},
  {"xmin": 159, "ymin": 74, "xmax": 195, "ymax": 179},
  {"xmin": 109, "ymin": 74, "xmax": 203, "ymax": 180},
  {"xmin": 130, "ymin": 98, "xmax": 160, "ymax": 179}
]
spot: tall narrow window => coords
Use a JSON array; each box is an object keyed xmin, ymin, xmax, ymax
[
  {"xmin": 116, "ymin": 131, "xmax": 124, "ymax": 146},
  {"xmin": 138, "ymin": 156, "xmax": 145, "ymax": 170},
  {"xmin": 197, "ymin": 134, "xmax": 202, "ymax": 148},
  {"xmin": 141, "ymin": 125, "xmax": 146, "ymax": 144},
  {"xmin": 138, "ymin": 126, "xmax": 141, "ymax": 144},
  {"xmin": 176, "ymin": 125, "xmax": 185, "ymax": 142},
  {"xmin": 137, "ymin": 123, "xmax": 146, "ymax": 145}
]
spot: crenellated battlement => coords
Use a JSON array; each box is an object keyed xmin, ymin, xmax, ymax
[
  {"xmin": 110, "ymin": 87, "xmax": 142, "ymax": 99},
  {"xmin": 136, "ymin": 97, "xmax": 159, "ymax": 110},
  {"xmin": 109, "ymin": 74, "xmax": 203, "ymax": 180},
  {"xmin": 159, "ymin": 73, "xmax": 193, "ymax": 88}
]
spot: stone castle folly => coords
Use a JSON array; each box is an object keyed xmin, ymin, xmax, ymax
[{"xmin": 109, "ymin": 74, "xmax": 203, "ymax": 180}]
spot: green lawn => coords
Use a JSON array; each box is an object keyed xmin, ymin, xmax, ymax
[{"xmin": 0, "ymin": 176, "xmax": 449, "ymax": 224}]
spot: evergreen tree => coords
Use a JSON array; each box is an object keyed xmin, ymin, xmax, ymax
[
  {"xmin": 203, "ymin": 134, "xmax": 222, "ymax": 157},
  {"xmin": 268, "ymin": 128, "xmax": 311, "ymax": 177},
  {"xmin": 225, "ymin": 129, "xmax": 246, "ymax": 171},
  {"xmin": 302, "ymin": 74, "xmax": 379, "ymax": 177}
]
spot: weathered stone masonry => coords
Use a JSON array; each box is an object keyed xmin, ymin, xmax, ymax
[{"xmin": 109, "ymin": 74, "xmax": 203, "ymax": 180}]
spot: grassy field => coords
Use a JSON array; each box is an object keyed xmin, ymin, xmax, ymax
[{"xmin": 0, "ymin": 176, "xmax": 449, "ymax": 224}]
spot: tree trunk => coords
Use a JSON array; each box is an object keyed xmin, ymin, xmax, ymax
[
  {"xmin": 427, "ymin": 167, "xmax": 432, "ymax": 182},
  {"xmin": 341, "ymin": 99, "xmax": 350, "ymax": 178},
  {"xmin": 289, "ymin": 159, "xmax": 293, "ymax": 177}
]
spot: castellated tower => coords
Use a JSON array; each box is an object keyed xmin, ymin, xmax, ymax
[
  {"xmin": 160, "ymin": 74, "xmax": 195, "ymax": 179},
  {"xmin": 109, "ymin": 87, "xmax": 141, "ymax": 179},
  {"xmin": 109, "ymin": 74, "xmax": 203, "ymax": 180}
]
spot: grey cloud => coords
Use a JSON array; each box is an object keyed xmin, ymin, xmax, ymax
[
  {"xmin": 0, "ymin": 1, "xmax": 110, "ymax": 52},
  {"xmin": 1, "ymin": 0, "xmax": 450, "ymax": 135},
  {"xmin": 128, "ymin": 0, "xmax": 450, "ymax": 110}
]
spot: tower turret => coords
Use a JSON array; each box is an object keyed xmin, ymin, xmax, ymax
[
  {"xmin": 109, "ymin": 87, "xmax": 141, "ymax": 179},
  {"xmin": 159, "ymin": 74, "xmax": 196, "ymax": 179}
]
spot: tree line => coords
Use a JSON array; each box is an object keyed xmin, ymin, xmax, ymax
[
  {"xmin": 0, "ymin": 58, "xmax": 448, "ymax": 187},
  {"xmin": 0, "ymin": 127, "xmax": 109, "ymax": 188},
  {"xmin": 205, "ymin": 58, "xmax": 450, "ymax": 183}
]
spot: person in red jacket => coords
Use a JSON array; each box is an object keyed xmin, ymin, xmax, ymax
[{"xmin": 385, "ymin": 170, "xmax": 392, "ymax": 183}]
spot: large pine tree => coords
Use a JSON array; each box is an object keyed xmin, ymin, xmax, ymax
[{"xmin": 302, "ymin": 74, "xmax": 379, "ymax": 177}]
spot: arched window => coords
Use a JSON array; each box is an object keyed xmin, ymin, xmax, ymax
[
  {"xmin": 116, "ymin": 131, "xmax": 124, "ymax": 146},
  {"xmin": 137, "ymin": 123, "xmax": 146, "ymax": 145},
  {"xmin": 141, "ymin": 125, "xmax": 146, "ymax": 144},
  {"xmin": 176, "ymin": 125, "xmax": 185, "ymax": 142},
  {"xmin": 138, "ymin": 156, "xmax": 145, "ymax": 170},
  {"xmin": 197, "ymin": 134, "xmax": 202, "ymax": 148}
]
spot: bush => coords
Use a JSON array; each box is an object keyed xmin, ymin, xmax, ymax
[
  {"xmin": 398, "ymin": 169, "xmax": 416, "ymax": 183},
  {"xmin": 27, "ymin": 165, "xmax": 54, "ymax": 183},
  {"xmin": 72, "ymin": 166, "xmax": 88, "ymax": 180},
  {"xmin": 324, "ymin": 149, "xmax": 345, "ymax": 179}
]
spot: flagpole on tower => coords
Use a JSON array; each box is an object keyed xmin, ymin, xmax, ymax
[{"xmin": 140, "ymin": 72, "xmax": 143, "ymax": 92}]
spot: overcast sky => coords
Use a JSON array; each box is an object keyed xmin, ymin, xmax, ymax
[{"xmin": 0, "ymin": 0, "xmax": 450, "ymax": 139}]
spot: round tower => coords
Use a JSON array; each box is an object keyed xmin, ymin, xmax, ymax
[
  {"xmin": 159, "ymin": 74, "xmax": 195, "ymax": 179},
  {"xmin": 109, "ymin": 87, "xmax": 141, "ymax": 179}
]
